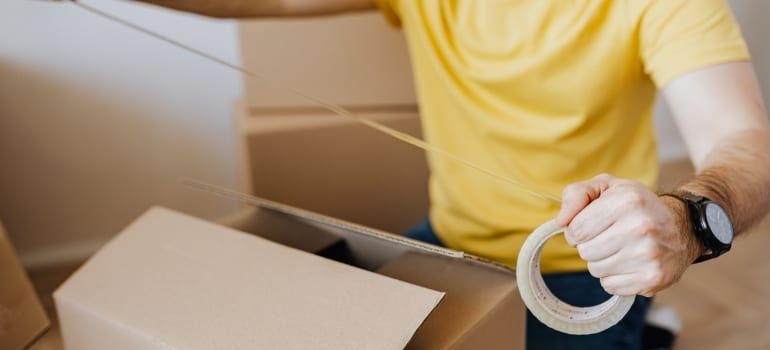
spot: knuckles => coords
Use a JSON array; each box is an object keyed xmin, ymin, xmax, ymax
[
  {"xmin": 634, "ymin": 217, "xmax": 659, "ymax": 239},
  {"xmin": 561, "ymin": 183, "xmax": 584, "ymax": 201},
  {"xmin": 635, "ymin": 260, "xmax": 668, "ymax": 295},
  {"xmin": 643, "ymin": 266, "xmax": 666, "ymax": 292},
  {"xmin": 560, "ymin": 175, "xmax": 685, "ymax": 295},
  {"xmin": 641, "ymin": 246, "xmax": 662, "ymax": 262},
  {"xmin": 622, "ymin": 188, "xmax": 647, "ymax": 208},
  {"xmin": 594, "ymin": 173, "xmax": 615, "ymax": 182},
  {"xmin": 565, "ymin": 225, "xmax": 585, "ymax": 245}
]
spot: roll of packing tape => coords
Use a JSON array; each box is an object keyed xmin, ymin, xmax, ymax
[{"xmin": 516, "ymin": 219, "xmax": 635, "ymax": 335}]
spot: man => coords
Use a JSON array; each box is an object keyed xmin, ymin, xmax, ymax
[{"xmin": 90, "ymin": 0, "xmax": 770, "ymax": 348}]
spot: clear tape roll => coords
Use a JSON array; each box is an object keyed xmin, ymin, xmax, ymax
[{"xmin": 516, "ymin": 219, "xmax": 635, "ymax": 335}]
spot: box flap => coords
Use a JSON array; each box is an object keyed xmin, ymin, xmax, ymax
[
  {"xmin": 0, "ymin": 221, "xmax": 50, "ymax": 350},
  {"xmin": 377, "ymin": 251, "xmax": 523, "ymax": 349},
  {"xmin": 185, "ymin": 180, "xmax": 512, "ymax": 273},
  {"xmin": 55, "ymin": 207, "xmax": 444, "ymax": 350},
  {"xmin": 219, "ymin": 207, "xmax": 343, "ymax": 255}
]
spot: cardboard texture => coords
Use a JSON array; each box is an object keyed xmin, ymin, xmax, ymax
[
  {"xmin": 54, "ymin": 192, "xmax": 526, "ymax": 349},
  {"xmin": 238, "ymin": 13, "xmax": 415, "ymax": 109},
  {"xmin": 236, "ymin": 11, "xmax": 422, "ymax": 239},
  {"xmin": 203, "ymin": 189, "xmax": 526, "ymax": 349},
  {"xmin": 54, "ymin": 207, "xmax": 444, "ymax": 350},
  {"xmin": 238, "ymin": 111, "xmax": 429, "ymax": 235},
  {"xmin": 0, "ymin": 221, "xmax": 49, "ymax": 350},
  {"xmin": 378, "ymin": 252, "xmax": 525, "ymax": 349}
]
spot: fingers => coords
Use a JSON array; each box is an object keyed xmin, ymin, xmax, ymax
[
  {"xmin": 583, "ymin": 227, "xmax": 668, "ymax": 297},
  {"xmin": 564, "ymin": 187, "xmax": 631, "ymax": 246},
  {"xmin": 599, "ymin": 274, "xmax": 639, "ymax": 296},
  {"xmin": 594, "ymin": 244, "xmax": 665, "ymax": 297},
  {"xmin": 575, "ymin": 222, "xmax": 626, "ymax": 261},
  {"xmin": 556, "ymin": 173, "xmax": 615, "ymax": 227},
  {"xmin": 554, "ymin": 174, "xmax": 686, "ymax": 297},
  {"xmin": 585, "ymin": 238, "xmax": 655, "ymax": 278},
  {"xmin": 560, "ymin": 174, "xmax": 644, "ymax": 247},
  {"xmin": 600, "ymin": 269, "xmax": 663, "ymax": 297}
]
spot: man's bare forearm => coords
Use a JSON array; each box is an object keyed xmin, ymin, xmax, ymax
[
  {"xmin": 129, "ymin": 0, "xmax": 374, "ymax": 18},
  {"xmin": 132, "ymin": 0, "xmax": 284, "ymax": 18},
  {"xmin": 679, "ymin": 128, "xmax": 770, "ymax": 235},
  {"xmin": 559, "ymin": 127, "xmax": 770, "ymax": 296}
]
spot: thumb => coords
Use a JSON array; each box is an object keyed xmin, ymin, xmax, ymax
[{"xmin": 556, "ymin": 174, "xmax": 615, "ymax": 226}]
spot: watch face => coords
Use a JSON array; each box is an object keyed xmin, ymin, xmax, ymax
[{"xmin": 705, "ymin": 203, "xmax": 734, "ymax": 244}]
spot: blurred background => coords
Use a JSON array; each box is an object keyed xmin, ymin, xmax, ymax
[
  {"xmin": 0, "ymin": 1, "xmax": 769, "ymax": 348},
  {"xmin": 0, "ymin": 0, "xmax": 244, "ymax": 268},
  {"xmin": 1, "ymin": 0, "xmax": 768, "ymax": 269}
]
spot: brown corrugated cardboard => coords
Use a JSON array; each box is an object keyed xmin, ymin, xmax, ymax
[
  {"xmin": 237, "ymin": 110, "xmax": 429, "ymax": 235},
  {"xmin": 378, "ymin": 252, "xmax": 524, "ymax": 349},
  {"xmin": 54, "ymin": 188, "xmax": 525, "ymax": 349},
  {"xmin": 0, "ymin": 221, "xmax": 49, "ymax": 350},
  {"xmin": 206, "ymin": 186, "xmax": 526, "ymax": 349},
  {"xmin": 54, "ymin": 207, "xmax": 444, "ymax": 350}
]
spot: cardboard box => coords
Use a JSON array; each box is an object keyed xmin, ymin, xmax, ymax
[
  {"xmin": 0, "ymin": 221, "xmax": 49, "ymax": 350},
  {"xmin": 54, "ymin": 193, "xmax": 524, "ymax": 349},
  {"xmin": 235, "ymin": 10, "xmax": 424, "ymax": 238},
  {"xmin": 238, "ymin": 12, "xmax": 416, "ymax": 109},
  {"xmin": 235, "ymin": 107, "xmax": 429, "ymax": 235}
]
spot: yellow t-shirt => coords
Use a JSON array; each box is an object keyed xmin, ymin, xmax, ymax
[{"xmin": 375, "ymin": 0, "xmax": 749, "ymax": 272}]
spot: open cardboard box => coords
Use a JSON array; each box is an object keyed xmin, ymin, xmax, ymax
[
  {"xmin": 54, "ymin": 190, "xmax": 524, "ymax": 349},
  {"xmin": 0, "ymin": 221, "xmax": 50, "ymax": 350},
  {"xmin": 235, "ymin": 106, "xmax": 429, "ymax": 236}
]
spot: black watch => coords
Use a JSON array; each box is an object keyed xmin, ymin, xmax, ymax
[{"xmin": 661, "ymin": 190, "xmax": 734, "ymax": 263}]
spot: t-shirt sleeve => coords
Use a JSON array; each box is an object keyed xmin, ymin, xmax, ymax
[
  {"xmin": 639, "ymin": 0, "xmax": 750, "ymax": 87},
  {"xmin": 373, "ymin": 0, "xmax": 402, "ymax": 28}
]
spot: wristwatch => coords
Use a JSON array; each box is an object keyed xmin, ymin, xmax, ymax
[{"xmin": 661, "ymin": 190, "xmax": 734, "ymax": 263}]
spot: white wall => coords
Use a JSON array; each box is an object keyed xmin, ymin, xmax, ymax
[
  {"xmin": 0, "ymin": 0, "xmax": 242, "ymax": 267},
  {"xmin": 654, "ymin": 0, "xmax": 770, "ymax": 162}
]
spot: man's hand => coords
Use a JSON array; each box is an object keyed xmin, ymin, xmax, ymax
[
  {"xmin": 556, "ymin": 174, "xmax": 702, "ymax": 297},
  {"xmin": 554, "ymin": 62, "xmax": 770, "ymax": 298}
]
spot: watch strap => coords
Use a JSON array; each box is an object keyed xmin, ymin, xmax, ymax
[{"xmin": 659, "ymin": 191, "xmax": 715, "ymax": 264}]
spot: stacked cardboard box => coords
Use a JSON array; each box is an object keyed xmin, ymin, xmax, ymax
[
  {"xmin": 235, "ymin": 108, "xmax": 429, "ymax": 235},
  {"xmin": 237, "ymin": 13, "xmax": 416, "ymax": 110},
  {"xmin": 235, "ymin": 12, "xmax": 427, "ymax": 235},
  {"xmin": 0, "ymin": 221, "xmax": 49, "ymax": 350}
]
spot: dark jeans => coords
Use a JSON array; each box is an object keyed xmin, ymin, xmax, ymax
[{"xmin": 405, "ymin": 219, "xmax": 652, "ymax": 350}]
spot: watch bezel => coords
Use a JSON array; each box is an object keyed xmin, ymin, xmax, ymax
[{"xmin": 701, "ymin": 201, "xmax": 734, "ymax": 245}]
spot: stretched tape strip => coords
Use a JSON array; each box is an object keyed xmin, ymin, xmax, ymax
[
  {"xmin": 69, "ymin": 1, "xmax": 561, "ymax": 205},
  {"xmin": 517, "ymin": 219, "xmax": 635, "ymax": 335},
  {"xmin": 72, "ymin": 1, "xmax": 634, "ymax": 335}
]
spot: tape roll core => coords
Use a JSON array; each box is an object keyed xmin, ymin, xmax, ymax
[{"xmin": 516, "ymin": 219, "xmax": 635, "ymax": 335}]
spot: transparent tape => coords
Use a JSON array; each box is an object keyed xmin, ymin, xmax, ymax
[{"xmin": 516, "ymin": 220, "xmax": 635, "ymax": 335}]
